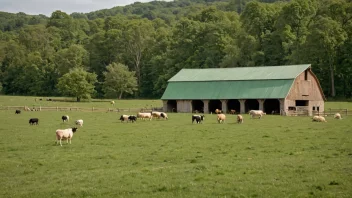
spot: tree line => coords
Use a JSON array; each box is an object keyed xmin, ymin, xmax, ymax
[{"xmin": 0, "ymin": 0, "xmax": 351, "ymax": 101}]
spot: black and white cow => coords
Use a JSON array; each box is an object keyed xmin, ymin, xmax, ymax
[
  {"xmin": 192, "ymin": 115, "xmax": 205, "ymax": 124},
  {"xmin": 29, "ymin": 118, "xmax": 39, "ymax": 125},
  {"xmin": 15, "ymin": 110, "xmax": 21, "ymax": 114}
]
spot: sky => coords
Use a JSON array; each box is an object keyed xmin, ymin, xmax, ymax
[{"xmin": 0, "ymin": 0, "xmax": 166, "ymax": 16}]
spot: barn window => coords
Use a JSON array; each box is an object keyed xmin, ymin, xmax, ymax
[
  {"xmin": 304, "ymin": 70, "xmax": 308, "ymax": 80},
  {"xmin": 312, "ymin": 106, "xmax": 316, "ymax": 111},
  {"xmin": 317, "ymin": 106, "xmax": 320, "ymax": 111},
  {"xmin": 296, "ymin": 100, "xmax": 309, "ymax": 106}
]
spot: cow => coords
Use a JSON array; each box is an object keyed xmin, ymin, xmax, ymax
[
  {"xmin": 137, "ymin": 112, "xmax": 152, "ymax": 121},
  {"xmin": 75, "ymin": 119, "xmax": 84, "ymax": 127},
  {"xmin": 29, "ymin": 118, "xmax": 39, "ymax": 125},
  {"xmin": 15, "ymin": 110, "xmax": 21, "ymax": 114},
  {"xmin": 237, "ymin": 114, "xmax": 243, "ymax": 124},
  {"xmin": 62, "ymin": 115, "xmax": 69, "ymax": 122},
  {"xmin": 192, "ymin": 115, "xmax": 205, "ymax": 124},
  {"xmin": 55, "ymin": 127, "xmax": 78, "ymax": 146},
  {"xmin": 249, "ymin": 110, "xmax": 265, "ymax": 119},
  {"xmin": 217, "ymin": 114, "xmax": 226, "ymax": 123}
]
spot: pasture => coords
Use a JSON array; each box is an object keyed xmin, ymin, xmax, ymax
[{"xmin": 0, "ymin": 98, "xmax": 351, "ymax": 197}]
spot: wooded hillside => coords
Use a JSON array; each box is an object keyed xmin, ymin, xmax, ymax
[{"xmin": 0, "ymin": 0, "xmax": 351, "ymax": 99}]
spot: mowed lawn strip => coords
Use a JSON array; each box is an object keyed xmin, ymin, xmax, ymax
[{"xmin": 0, "ymin": 109, "xmax": 351, "ymax": 198}]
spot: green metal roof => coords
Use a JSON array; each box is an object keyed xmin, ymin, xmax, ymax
[
  {"xmin": 168, "ymin": 64, "xmax": 311, "ymax": 82},
  {"xmin": 161, "ymin": 80, "xmax": 294, "ymax": 100}
]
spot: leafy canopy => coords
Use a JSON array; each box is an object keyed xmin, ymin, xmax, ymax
[
  {"xmin": 57, "ymin": 68, "xmax": 97, "ymax": 101},
  {"xmin": 103, "ymin": 62, "xmax": 138, "ymax": 99}
]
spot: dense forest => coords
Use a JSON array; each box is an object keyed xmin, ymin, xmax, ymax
[{"xmin": 0, "ymin": 0, "xmax": 351, "ymax": 100}]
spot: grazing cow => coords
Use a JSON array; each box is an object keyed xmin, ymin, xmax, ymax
[
  {"xmin": 62, "ymin": 115, "xmax": 69, "ymax": 122},
  {"xmin": 192, "ymin": 115, "xmax": 205, "ymax": 124},
  {"xmin": 137, "ymin": 112, "xmax": 152, "ymax": 121},
  {"xmin": 312, "ymin": 116, "xmax": 327, "ymax": 122},
  {"xmin": 119, "ymin": 115, "xmax": 129, "ymax": 122},
  {"xmin": 75, "ymin": 119, "xmax": 84, "ymax": 127},
  {"xmin": 111, "ymin": 101, "xmax": 115, "ymax": 106},
  {"xmin": 29, "ymin": 118, "xmax": 39, "ymax": 125},
  {"xmin": 249, "ymin": 110, "xmax": 265, "ymax": 119},
  {"xmin": 237, "ymin": 114, "xmax": 243, "ymax": 124},
  {"xmin": 55, "ymin": 127, "xmax": 78, "ymax": 146},
  {"xmin": 215, "ymin": 109, "xmax": 222, "ymax": 114},
  {"xmin": 15, "ymin": 110, "xmax": 21, "ymax": 114},
  {"xmin": 334, "ymin": 113, "xmax": 342, "ymax": 119},
  {"xmin": 230, "ymin": 109, "xmax": 236, "ymax": 114},
  {"xmin": 128, "ymin": 115, "xmax": 137, "ymax": 123},
  {"xmin": 217, "ymin": 114, "xmax": 226, "ymax": 123}
]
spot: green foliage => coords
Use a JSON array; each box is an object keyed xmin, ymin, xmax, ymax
[
  {"xmin": 57, "ymin": 68, "xmax": 97, "ymax": 101},
  {"xmin": 0, "ymin": 0, "xmax": 351, "ymax": 99},
  {"xmin": 103, "ymin": 62, "xmax": 138, "ymax": 99}
]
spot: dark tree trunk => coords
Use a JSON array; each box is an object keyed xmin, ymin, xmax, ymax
[
  {"xmin": 119, "ymin": 92, "xmax": 123, "ymax": 99},
  {"xmin": 329, "ymin": 65, "xmax": 336, "ymax": 97},
  {"xmin": 77, "ymin": 97, "xmax": 81, "ymax": 102}
]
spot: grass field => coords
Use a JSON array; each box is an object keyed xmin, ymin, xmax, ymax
[
  {"xmin": 0, "ymin": 98, "xmax": 351, "ymax": 197},
  {"xmin": 0, "ymin": 95, "xmax": 163, "ymax": 109}
]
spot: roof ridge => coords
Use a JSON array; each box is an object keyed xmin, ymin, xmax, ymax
[{"xmin": 180, "ymin": 64, "xmax": 311, "ymax": 70}]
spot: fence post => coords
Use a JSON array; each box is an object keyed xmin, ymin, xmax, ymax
[
  {"xmin": 40, "ymin": 106, "xmax": 41, "ymax": 111},
  {"xmin": 92, "ymin": 107, "xmax": 94, "ymax": 111},
  {"xmin": 56, "ymin": 107, "xmax": 58, "ymax": 111}
]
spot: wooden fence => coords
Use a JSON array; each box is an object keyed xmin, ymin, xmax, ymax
[
  {"xmin": 0, "ymin": 106, "xmax": 163, "ymax": 113},
  {"xmin": 281, "ymin": 108, "xmax": 350, "ymax": 116}
]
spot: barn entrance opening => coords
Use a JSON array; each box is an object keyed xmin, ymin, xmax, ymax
[
  {"xmin": 264, "ymin": 99, "xmax": 280, "ymax": 114},
  {"xmin": 209, "ymin": 100, "xmax": 222, "ymax": 113},
  {"xmin": 227, "ymin": 99, "xmax": 240, "ymax": 114},
  {"xmin": 192, "ymin": 100, "xmax": 204, "ymax": 113},
  {"xmin": 245, "ymin": 99, "xmax": 259, "ymax": 113},
  {"xmin": 167, "ymin": 100, "xmax": 177, "ymax": 112}
]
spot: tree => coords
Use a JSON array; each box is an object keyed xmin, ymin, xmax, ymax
[
  {"xmin": 103, "ymin": 63, "xmax": 138, "ymax": 99},
  {"xmin": 302, "ymin": 16, "xmax": 347, "ymax": 97},
  {"xmin": 57, "ymin": 68, "xmax": 97, "ymax": 101}
]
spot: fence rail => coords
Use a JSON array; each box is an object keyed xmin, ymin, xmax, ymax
[
  {"xmin": 0, "ymin": 106, "xmax": 163, "ymax": 113},
  {"xmin": 282, "ymin": 108, "xmax": 350, "ymax": 116}
]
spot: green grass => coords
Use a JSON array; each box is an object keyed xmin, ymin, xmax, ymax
[{"xmin": 0, "ymin": 104, "xmax": 351, "ymax": 197}]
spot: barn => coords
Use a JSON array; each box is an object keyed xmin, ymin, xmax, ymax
[{"xmin": 161, "ymin": 64, "xmax": 325, "ymax": 116}]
